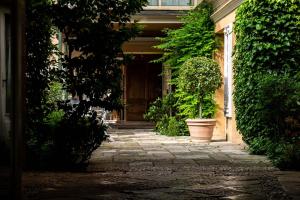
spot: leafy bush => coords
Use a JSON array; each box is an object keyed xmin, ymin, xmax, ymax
[
  {"xmin": 175, "ymin": 91, "xmax": 217, "ymax": 119},
  {"xmin": 26, "ymin": 0, "xmax": 56, "ymax": 137},
  {"xmin": 46, "ymin": 81, "xmax": 64, "ymax": 107},
  {"xmin": 144, "ymin": 92, "xmax": 177, "ymax": 123},
  {"xmin": 26, "ymin": 103, "xmax": 107, "ymax": 170},
  {"xmin": 146, "ymin": 1, "xmax": 217, "ymax": 136},
  {"xmin": 176, "ymin": 57, "xmax": 222, "ymax": 118},
  {"xmin": 25, "ymin": 0, "xmax": 147, "ymax": 170},
  {"xmin": 53, "ymin": 103, "xmax": 108, "ymax": 168},
  {"xmin": 158, "ymin": 116, "xmax": 188, "ymax": 136},
  {"xmin": 249, "ymin": 137, "xmax": 300, "ymax": 170},
  {"xmin": 144, "ymin": 93, "xmax": 189, "ymax": 136},
  {"xmin": 155, "ymin": 1, "xmax": 216, "ymax": 74},
  {"xmin": 234, "ymin": 0, "xmax": 300, "ymax": 169}
]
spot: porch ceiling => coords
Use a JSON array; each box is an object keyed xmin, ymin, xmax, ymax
[
  {"xmin": 122, "ymin": 37, "xmax": 162, "ymax": 55},
  {"xmin": 133, "ymin": 10, "xmax": 184, "ymax": 24}
]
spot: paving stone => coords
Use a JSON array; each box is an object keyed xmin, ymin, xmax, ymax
[
  {"xmin": 23, "ymin": 129, "xmax": 297, "ymax": 200},
  {"xmin": 129, "ymin": 161, "xmax": 153, "ymax": 167},
  {"xmin": 175, "ymin": 154, "xmax": 210, "ymax": 159},
  {"xmin": 166, "ymin": 148, "xmax": 191, "ymax": 153},
  {"xmin": 209, "ymin": 153, "xmax": 231, "ymax": 161}
]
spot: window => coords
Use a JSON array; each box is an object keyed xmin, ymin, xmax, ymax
[
  {"xmin": 224, "ymin": 24, "xmax": 233, "ymax": 117},
  {"xmin": 148, "ymin": 0, "xmax": 194, "ymax": 6},
  {"xmin": 161, "ymin": 0, "xmax": 193, "ymax": 6},
  {"xmin": 0, "ymin": 12, "xmax": 12, "ymax": 114},
  {"xmin": 148, "ymin": 0, "xmax": 159, "ymax": 6},
  {"xmin": 5, "ymin": 14, "xmax": 12, "ymax": 114}
]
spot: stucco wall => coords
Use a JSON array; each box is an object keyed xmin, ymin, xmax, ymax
[
  {"xmin": 212, "ymin": 35, "xmax": 226, "ymax": 141},
  {"xmin": 214, "ymin": 10, "xmax": 244, "ymax": 144}
]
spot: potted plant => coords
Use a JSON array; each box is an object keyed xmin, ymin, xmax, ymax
[{"xmin": 177, "ymin": 56, "xmax": 222, "ymax": 142}]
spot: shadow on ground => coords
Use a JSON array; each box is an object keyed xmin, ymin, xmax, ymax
[{"xmin": 23, "ymin": 129, "xmax": 292, "ymax": 200}]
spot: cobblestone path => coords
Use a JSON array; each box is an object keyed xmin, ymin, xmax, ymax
[{"xmin": 24, "ymin": 129, "xmax": 296, "ymax": 200}]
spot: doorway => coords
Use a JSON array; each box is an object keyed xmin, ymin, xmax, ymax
[{"xmin": 125, "ymin": 55, "xmax": 162, "ymax": 121}]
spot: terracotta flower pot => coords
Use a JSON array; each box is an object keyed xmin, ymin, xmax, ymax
[{"xmin": 186, "ymin": 119, "xmax": 216, "ymax": 142}]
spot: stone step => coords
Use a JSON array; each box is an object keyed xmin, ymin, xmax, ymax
[{"xmin": 108, "ymin": 121, "xmax": 155, "ymax": 129}]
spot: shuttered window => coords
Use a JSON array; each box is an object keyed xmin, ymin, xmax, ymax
[{"xmin": 224, "ymin": 24, "xmax": 233, "ymax": 117}]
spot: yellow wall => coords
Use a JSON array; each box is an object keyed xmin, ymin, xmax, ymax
[
  {"xmin": 214, "ymin": 10, "xmax": 244, "ymax": 144},
  {"xmin": 213, "ymin": 35, "xmax": 226, "ymax": 141}
]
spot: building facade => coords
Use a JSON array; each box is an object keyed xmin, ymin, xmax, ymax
[
  {"xmin": 122, "ymin": 0, "xmax": 244, "ymax": 144},
  {"xmin": 121, "ymin": 0, "xmax": 201, "ymax": 121},
  {"xmin": 209, "ymin": 0, "xmax": 243, "ymax": 144}
]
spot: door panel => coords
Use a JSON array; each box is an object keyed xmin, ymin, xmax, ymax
[{"xmin": 125, "ymin": 57, "xmax": 162, "ymax": 121}]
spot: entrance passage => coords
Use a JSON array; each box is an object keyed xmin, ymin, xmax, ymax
[{"xmin": 125, "ymin": 55, "xmax": 162, "ymax": 121}]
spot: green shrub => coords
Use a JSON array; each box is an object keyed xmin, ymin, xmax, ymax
[
  {"xmin": 25, "ymin": 0, "xmax": 147, "ymax": 170},
  {"xmin": 147, "ymin": 1, "xmax": 217, "ymax": 136},
  {"xmin": 144, "ymin": 92, "xmax": 177, "ymax": 124},
  {"xmin": 145, "ymin": 93, "xmax": 189, "ymax": 136},
  {"xmin": 234, "ymin": 0, "xmax": 300, "ymax": 169},
  {"xmin": 157, "ymin": 116, "xmax": 188, "ymax": 136},
  {"xmin": 249, "ymin": 137, "xmax": 300, "ymax": 170},
  {"xmin": 54, "ymin": 103, "xmax": 107, "ymax": 168},
  {"xmin": 155, "ymin": 1, "xmax": 216, "ymax": 74},
  {"xmin": 268, "ymin": 142, "xmax": 300, "ymax": 170},
  {"xmin": 26, "ymin": 102, "xmax": 107, "ymax": 170},
  {"xmin": 46, "ymin": 81, "xmax": 64, "ymax": 106},
  {"xmin": 176, "ymin": 57, "xmax": 222, "ymax": 118}
]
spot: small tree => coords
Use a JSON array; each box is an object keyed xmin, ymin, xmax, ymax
[
  {"xmin": 144, "ymin": 1, "xmax": 217, "ymax": 136},
  {"xmin": 177, "ymin": 57, "xmax": 222, "ymax": 118},
  {"xmin": 52, "ymin": 0, "xmax": 148, "ymax": 111},
  {"xmin": 25, "ymin": 0, "xmax": 148, "ymax": 169}
]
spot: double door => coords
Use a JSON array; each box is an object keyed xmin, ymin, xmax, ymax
[{"xmin": 125, "ymin": 57, "xmax": 162, "ymax": 121}]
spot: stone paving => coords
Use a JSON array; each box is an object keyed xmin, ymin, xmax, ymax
[{"xmin": 23, "ymin": 129, "xmax": 299, "ymax": 200}]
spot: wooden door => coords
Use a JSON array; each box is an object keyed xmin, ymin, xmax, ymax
[{"xmin": 125, "ymin": 59, "xmax": 162, "ymax": 121}]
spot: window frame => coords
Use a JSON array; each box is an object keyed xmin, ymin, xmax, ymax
[
  {"xmin": 224, "ymin": 24, "xmax": 233, "ymax": 118},
  {"xmin": 145, "ymin": 0, "xmax": 197, "ymax": 10},
  {"xmin": 0, "ymin": 8, "xmax": 12, "ymax": 115}
]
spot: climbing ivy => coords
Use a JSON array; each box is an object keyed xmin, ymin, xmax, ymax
[
  {"xmin": 155, "ymin": 1, "xmax": 216, "ymax": 76},
  {"xmin": 145, "ymin": 1, "xmax": 217, "ymax": 136},
  {"xmin": 234, "ymin": 0, "xmax": 300, "ymax": 169}
]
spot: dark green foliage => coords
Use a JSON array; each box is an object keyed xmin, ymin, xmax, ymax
[
  {"xmin": 26, "ymin": 107, "xmax": 107, "ymax": 170},
  {"xmin": 144, "ymin": 92, "xmax": 177, "ymax": 124},
  {"xmin": 158, "ymin": 116, "xmax": 188, "ymax": 136},
  {"xmin": 144, "ymin": 93, "xmax": 189, "ymax": 136},
  {"xmin": 146, "ymin": 1, "xmax": 217, "ymax": 136},
  {"xmin": 249, "ymin": 137, "xmax": 300, "ymax": 170},
  {"xmin": 234, "ymin": 0, "xmax": 300, "ymax": 169},
  {"xmin": 155, "ymin": 1, "xmax": 216, "ymax": 75},
  {"xmin": 52, "ymin": 0, "xmax": 148, "ymax": 110},
  {"xmin": 25, "ymin": 0, "xmax": 147, "ymax": 169},
  {"xmin": 26, "ymin": 0, "xmax": 56, "ymax": 132},
  {"xmin": 54, "ymin": 103, "xmax": 107, "ymax": 168}
]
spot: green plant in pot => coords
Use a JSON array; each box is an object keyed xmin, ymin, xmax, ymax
[{"xmin": 177, "ymin": 56, "xmax": 222, "ymax": 142}]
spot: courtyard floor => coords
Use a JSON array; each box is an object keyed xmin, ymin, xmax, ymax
[{"xmin": 24, "ymin": 129, "xmax": 300, "ymax": 200}]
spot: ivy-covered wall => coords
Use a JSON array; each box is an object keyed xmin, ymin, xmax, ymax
[{"xmin": 234, "ymin": 0, "xmax": 300, "ymax": 169}]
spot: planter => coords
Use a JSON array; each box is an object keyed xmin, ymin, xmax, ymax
[{"xmin": 186, "ymin": 119, "xmax": 216, "ymax": 142}]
